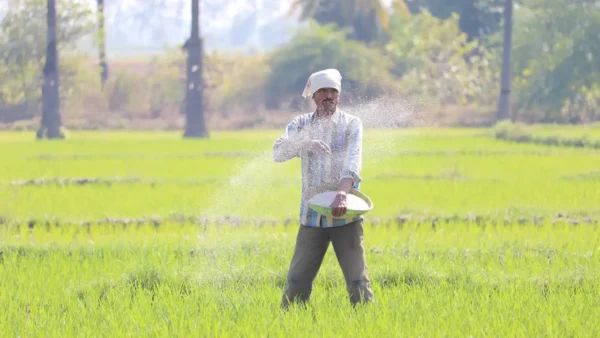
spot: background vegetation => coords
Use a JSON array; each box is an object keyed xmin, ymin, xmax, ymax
[{"xmin": 1, "ymin": 0, "xmax": 599, "ymax": 132}]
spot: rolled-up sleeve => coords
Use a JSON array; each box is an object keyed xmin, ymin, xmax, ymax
[
  {"xmin": 273, "ymin": 118, "xmax": 308, "ymax": 162},
  {"xmin": 341, "ymin": 118, "xmax": 363, "ymax": 186}
]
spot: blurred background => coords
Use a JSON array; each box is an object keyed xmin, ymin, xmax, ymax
[{"xmin": 0, "ymin": 0, "xmax": 598, "ymax": 136}]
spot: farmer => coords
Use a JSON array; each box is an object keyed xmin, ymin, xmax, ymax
[{"xmin": 273, "ymin": 68, "xmax": 374, "ymax": 309}]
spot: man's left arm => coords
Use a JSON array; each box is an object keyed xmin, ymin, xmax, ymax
[{"xmin": 331, "ymin": 119, "xmax": 363, "ymax": 217}]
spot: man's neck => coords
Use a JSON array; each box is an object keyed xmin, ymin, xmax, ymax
[{"xmin": 315, "ymin": 107, "xmax": 336, "ymax": 119}]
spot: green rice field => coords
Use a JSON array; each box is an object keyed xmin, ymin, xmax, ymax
[{"xmin": 1, "ymin": 128, "xmax": 599, "ymax": 337}]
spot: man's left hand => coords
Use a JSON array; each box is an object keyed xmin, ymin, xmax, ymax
[{"xmin": 330, "ymin": 191, "xmax": 347, "ymax": 217}]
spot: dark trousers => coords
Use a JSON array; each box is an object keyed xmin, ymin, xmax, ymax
[{"xmin": 281, "ymin": 219, "xmax": 374, "ymax": 308}]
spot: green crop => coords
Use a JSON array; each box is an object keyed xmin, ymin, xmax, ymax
[{"xmin": 0, "ymin": 129, "xmax": 599, "ymax": 337}]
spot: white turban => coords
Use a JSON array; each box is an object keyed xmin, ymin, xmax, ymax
[{"xmin": 301, "ymin": 69, "xmax": 342, "ymax": 98}]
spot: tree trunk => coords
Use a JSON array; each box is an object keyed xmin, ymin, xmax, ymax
[
  {"xmin": 98, "ymin": 0, "xmax": 108, "ymax": 88},
  {"xmin": 459, "ymin": 0, "xmax": 478, "ymax": 41},
  {"xmin": 496, "ymin": 0, "xmax": 513, "ymax": 122},
  {"xmin": 38, "ymin": 0, "xmax": 63, "ymax": 139},
  {"xmin": 351, "ymin": 8, "xmax": 378, "ymax": 43},
  {"xmin": 183, "ymin": 0, "xmax": 208, "ymax": 138}
]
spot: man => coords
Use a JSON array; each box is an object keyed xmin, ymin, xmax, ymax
[{"xmin": 273, "ymin": 68, "xmax": 374, "ymax": 309}]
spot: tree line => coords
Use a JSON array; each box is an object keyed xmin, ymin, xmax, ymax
[
  {"xmin": 0, "ymin": 0, "xmax": 598, "ymax": 140},
  {"xmin": 2, "ymin": 0, "xmax": 207, "ymax": 139}
]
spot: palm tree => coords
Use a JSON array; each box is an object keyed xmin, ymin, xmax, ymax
[
  {"xmin": 496, "ymin": 0, "xmax": 512, "ymax": 122},
  {"xmin": 289, "ymin": 0, "xmax": 409, "ymax": 43},
  {"xmin": 37, "ymin": 0, "xmax": 63, "ymax": 139},
  {"xmin": 183, "ymin": 0, "xmax": 208, "ymax": 138},
  {"xmin": 97, "ymin": 0, "xmax": 108, "ymax": 88}
]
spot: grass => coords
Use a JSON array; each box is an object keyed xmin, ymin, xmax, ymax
[
  {"xmin": 1, "ymin": 128, "xmax": 600, "ymax": 336},
  {"xmin": 1, "ymin": 129, "xmax": 599, "ymax": 221},
  {"xmin": 1, "ymin": 221, "xmax": 599, "ymax": 336},
  {"xmin": 495, "ymin": 121, "xmax": 600, "ymax": 149}
]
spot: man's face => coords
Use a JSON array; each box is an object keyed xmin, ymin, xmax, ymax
[{"xmin": 313, "ymin": 88, "xmax": 339, "ymax": 116}]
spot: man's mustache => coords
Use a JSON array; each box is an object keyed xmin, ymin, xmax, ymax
[{"xmin": 322, "ymin": 99, "xmax": 334, "ymax": 104}]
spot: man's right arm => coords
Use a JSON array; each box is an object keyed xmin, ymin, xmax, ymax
[{"xmin": 273, "ymin": 118, "xmax": 308, "ymax": 162}]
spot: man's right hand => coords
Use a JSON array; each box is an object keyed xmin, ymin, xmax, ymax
[{"xmin": 304, "ymin": 140, "xmax": 331, "ymax": 156}]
